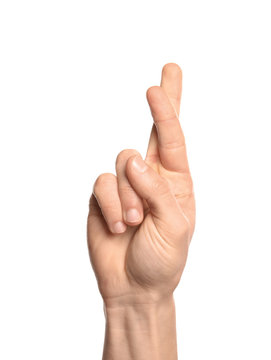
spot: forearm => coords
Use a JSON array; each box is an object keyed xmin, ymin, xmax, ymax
[{"xmin": 102, "ymin": 295, "xmax": 178, "ymax": 360}]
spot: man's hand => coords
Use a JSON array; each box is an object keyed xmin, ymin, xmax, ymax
[
  {"xmin": 87, "ymin": 63, "xmax": 195, "ymax": 307},
  {"xmin": 87, "ymin": 63, "xmax": 195, "ymax": 359}
]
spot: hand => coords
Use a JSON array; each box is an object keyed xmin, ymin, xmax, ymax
[{"xmin": 87, "ymin": 63, "xmax": 195, "ymax": 308}]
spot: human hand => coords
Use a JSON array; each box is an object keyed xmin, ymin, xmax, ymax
[{"xmin": 87, "ymin": 63, "xmax": 195, "ymax": 308}]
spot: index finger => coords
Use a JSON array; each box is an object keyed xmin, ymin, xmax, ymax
[
  {"xmin": 146, "ymin": 86, "xmax": 190, "ymax": 173},
  {"xmin": 160, "ymin": 63, "xmax": 182, "ymax": 117}
]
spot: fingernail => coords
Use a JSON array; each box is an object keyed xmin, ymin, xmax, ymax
[
  {"xmin": 125, "ymin": 208, "xmax": 141, "ymax": 223},
  {"xmin": 131, "ymin": 155, "xmax": 148, "ymax": 173},
  {"xmin": 113, "ymin": 221, "xmax": 126, "ymax": 234}
]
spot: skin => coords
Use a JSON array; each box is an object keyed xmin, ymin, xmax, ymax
[{"xmin": 87, "ymin": 63, "xmax": 196, "ymax": 359}]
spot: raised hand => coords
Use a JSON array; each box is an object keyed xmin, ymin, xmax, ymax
[{"xmin": 87, "ymin": 63, "xmax": 195, "ymax": 308}]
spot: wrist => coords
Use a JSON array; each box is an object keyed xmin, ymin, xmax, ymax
[{"xmin": 103, "ymin": 294, "xmax": 177, "ymax": 360}]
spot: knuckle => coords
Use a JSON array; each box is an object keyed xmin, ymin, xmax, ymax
[
  {"xmin": 100, "ymin": 202, "xmax": 115, "ymax": 213},
  {"xmin": 93, "ymin": 173, "xmax": 115, "ymax": 192},
  {"xmin": 116, "ymin": 149, "xmax": 139, "ymax": 167},
  {"xmin": 161, "ymin": 138, "xmax": 185, "ymax": 150},
  {"xmin": 118, "ymin": 184, "xmax": 134, "ymax": 196}
]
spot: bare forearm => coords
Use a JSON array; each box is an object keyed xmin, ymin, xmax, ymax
[{"xmin": 102, "ymin": 295, "xmax": 178, "ymax": 360}]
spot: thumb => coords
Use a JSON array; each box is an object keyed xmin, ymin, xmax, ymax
[{"xmin": 125, "ymin": 154, "xmax": 188, "ymax": 236}]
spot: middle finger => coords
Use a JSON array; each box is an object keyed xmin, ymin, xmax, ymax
[{"xmin": 116, "ymin": 149, "xmax": 144, "ymax": 226}]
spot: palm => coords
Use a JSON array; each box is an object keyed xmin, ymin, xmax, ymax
[
  {"xmin": 87, "ymin": 63, "xmax": 195, "ymax": 303},
  {"xmin": 125, "ymin": 158, "xmax": 196, "ymax": 288}
]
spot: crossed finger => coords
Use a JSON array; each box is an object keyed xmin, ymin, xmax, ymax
[{"xmin": 145, "ymin": 63, "xmax": 190, "ymax": 173}]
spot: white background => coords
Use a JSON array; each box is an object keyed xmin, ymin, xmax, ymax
[{"xmin": 0, "ymin": 0, "xmax": 270, "ymax": 359}]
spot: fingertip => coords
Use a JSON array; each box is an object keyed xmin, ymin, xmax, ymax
[{"xmin": 162, "ymin": 62, "xmax": 182, "ymax": 77}]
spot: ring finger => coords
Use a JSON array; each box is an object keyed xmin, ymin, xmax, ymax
[{"xmin": 93, "ymin": 173, "xmax": 127, "ymax": 234}]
